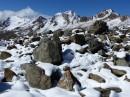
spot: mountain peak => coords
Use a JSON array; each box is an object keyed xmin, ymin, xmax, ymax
[{"xmin": 95, "ymin": 9, "xmax": 119, "ymax": 19}]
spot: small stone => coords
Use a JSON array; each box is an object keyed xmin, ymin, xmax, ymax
[
  {"xmin": 0, "ymin": 51, "xmax": 12, "ymax": 60},
  {"xmin": 89, "ymin": 73, "xmax": 105, "ymax": 83}
]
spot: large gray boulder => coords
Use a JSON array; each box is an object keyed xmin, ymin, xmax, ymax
[
  {"xmin": 33, "ymin": 36, "xmax": 63, "ymax": 65},
  {"xmin": 23, "ymin": 64, "xmax": 52, "ymax": 90}
]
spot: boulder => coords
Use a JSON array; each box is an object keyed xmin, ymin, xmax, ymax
[
  {"xmin": 31, "ymin": 37, "xmax": 41, "ymax": 42},
  {"xmin": 88, "ymin": 73, "xmax": 105, "ymax": 83},
  {"xmin": 88, "ymin": 38, "xmax": 104, "ymax": 53},
  {"xmin": 114, "ymin": 58, "xmax": 129, "ymax": 67},
  {"xmin": 88, "ymin": 20, "xmax": 108, "ymax": 34},
  {"xmin": 71, "ymin": 34, "xmax": 86, "ymax": 45},
  {"xmin": 95, "ymin": 87, "xmax": 121, "ymax": 97},
  {"xmin": 98, "ymin": 49, "xmax": 108, "ymax": 57},
  {"xmin": 58, "ymin": 66, "xmax": 81, "ymax": 91},
  {"xmin": 109, "ymin": 36, "xmax": 123, "ymax": 43},
  {"xmin": 7, "ymin": 45, "xmax": 17, "ymax": 50},
  {"xmin": 112, "ymin": 44, "xmax": 123, "ymax": 51},
  {"xmin": 2, "ymin": 68, "xmax": 17, "ymax": 82},
  {"xmin": 33, "ymin": 36, "xmax": 63, "ymax": 65},
  {"xmin": 103, "ymin": 63, "xmax": 126, "ymax": 77},
  {"xmin": 24, "ymin": 64, "xmax": 52, "ymax": 90},
  {"xmin": 63, "ymin": 30, "xmax": 72, "ymax": 36},
  {"xmin": 111, "ymin": 69, "xmax": 126, "ymax": 77},
  {"xmin": 0, "ymin": 51, "xmax": 12, "ymax": 60},
  {"xmin": 76, "ymin": 47, "xmax": 88, "ymax": 54},
  {"xmin": 53, "ymin": 29, "xmax": 64, "ymax": 37},
  {"xmin": 124, "ymin": 45, "xmax": 130, "ymax": 51}
]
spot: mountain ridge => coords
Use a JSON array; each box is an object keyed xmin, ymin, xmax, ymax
[{"xmin": 0, "ymin": 8, "xmax": 129, "ymax": 35}]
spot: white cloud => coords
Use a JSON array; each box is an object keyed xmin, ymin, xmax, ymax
[{"xmin": 0, "ymin": 7, "xmax": 40, "ymax": 21}]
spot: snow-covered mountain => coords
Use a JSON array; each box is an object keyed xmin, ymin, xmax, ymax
[{"xmin": 0, "ymin": 8, "xmax": 129, "ymax": 35}]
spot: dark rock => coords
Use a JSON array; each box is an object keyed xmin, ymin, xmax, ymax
[
  {"xmin": 109, "ymin": 36, "xmax": 123, "ymax": 43},
  {"xmin": 46, "ymin": 30, "xmax": 53, "ymax": 34},
  {"xmin": 7, "ymin": 45, "xmax": 17, "ymax": 50},
  {"xmin": 53, "ymin": 29, "xmax": 64, "ymax": 37},
  {"xmin": 76, "ymin": 47, "xmax": 88, "ymax": 54},
  {"xmin": 103, "ymin": 63, "xmax": 111, "ymax": 69},
  {"xmin": 2, "ymin": 68, "xmax": 17, "ymax": 82},
  {"xmin": 89, "ymin": 73, "xmax": 105, "ymax": 83},
  {"xmin": 98, "ymin": 35, "xmax": 107, "ymax": 41},
  {"xmin": 24, "ymin": 64, "xmax": 52, "ymax": 90},
  {"xmin": 114, "ymin": 58, "xmax": 129, "ymax": 67},
  {"xmin": 16, "ymin": 39, "xmax": 24, "ymax": 45},
  {"xmin": 63, "ymin": 30, "xmax": 72, "ymax": 36},
  {"xmin": 80, "ymin": 16, "xmax": 92, "ymax": 22},
  {"xmin": 71, "ymin": 34, "xmax": 86, "ymax": 45},
  {"xmin": 31, "ymin": 37, "xmax": 41, "ymax": 42},
  {"xmin": 88, "ymin": 20, "xmax": 108, "ymax": 34},
  {"xmin": 120, "ymin": 34, "xmax": 126, "ymax": 39},
  {"xmin": 51, "ymin": 68, "xmax": 62, "ymax": 87},
  {"xmin": 0, "ymin": 31, "xmax": 17, "ymax": 40},
  {"xmin": 88, "ymin": 38, "xmax": 104, "ymax": 53},
  {"xmin": 33, "ymin": 37, "xmax": 63, "ymax": 65},
  {"xmin": 98, "ymin": 50, "xmax": 108, "ymax": 57},
  {"xmin": 103, "ymin": 63, "xmax": 126, "ymax": 77},
  {"xmin": 61, "ymin": 36, "xmax": 71, "ymax": 44},
  {"xmin": 124, "ymin": 45, "xmax": 130, "ymax": 51},
  {"xmin": 112, "ymin": 44, "xmax": 123, "ymax": 51},
  {"xmin": 85, "ymin": 34, "xmax": 95, "ymax": 43},
  {"xmin": 111, "ymin": 69, "xmax": 126, "ymax": 77},
  {"xmin": 124, "ymin": 76, "xmax": 130, "ymax": 82},
  {"xmin": 0, "ymin": 51, "xmax": 12, "ymax": 60}
]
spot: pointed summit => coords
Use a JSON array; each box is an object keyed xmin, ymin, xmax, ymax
[{"xmin": 96, "ymin": 9, "xmax": 119, "ymax": 19}]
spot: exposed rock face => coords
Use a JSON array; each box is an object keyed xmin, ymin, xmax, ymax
[
  {"xmin": 2, "ymin": 68, "xmax": 17, "ymax": 82},
  {"xmin": 58, "ymin": 66, "xmax": 81, "ymax": 91},
  {"xmin": 33, "ymin": 36, "xmax": 63, "ymax": 65},
  {"xmin": 71, "ymin": 34, "xmax": 86, "ymax": 45},
  {"xmin": 24, "ymin": 64, "xmax": 52, "ymax": 90},
  {"xmin": 0, "ymin": 51, "xmax": 12, "ymax": 60},
  {"xmin": 89, "ymin": 73, "xmax": 105, "ymax": 83},
  {"xmin": 88, "ymin": 20, "xmax": 108, "ymax": 34}
]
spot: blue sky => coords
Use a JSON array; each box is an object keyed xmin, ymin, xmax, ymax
[{"xmin": 0, "ymin": 0, "xmax": 130, "ymax": 16}]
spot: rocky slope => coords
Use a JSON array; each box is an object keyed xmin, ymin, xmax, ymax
[{"xmin": 0, "ymin": 8, "xmax": 130, "ymax": 97}]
